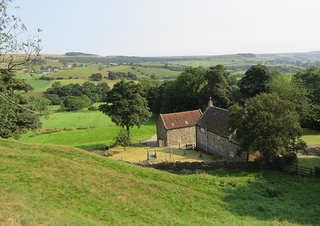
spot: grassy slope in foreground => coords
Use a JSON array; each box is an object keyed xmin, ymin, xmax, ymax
[{"xmin": 1, "ymin": 139, "xmax": 319, "ymax": 225}]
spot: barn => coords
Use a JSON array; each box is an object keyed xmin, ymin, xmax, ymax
[{"xmin": 157, "ymin": 110, "xmax": 202, "ymax": 147}]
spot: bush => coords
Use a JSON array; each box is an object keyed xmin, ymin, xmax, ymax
[
  {"xmin": 275, "ymin": 152, "xmax": 297, "ymax": 165},
  {"xmin": 103, "ymin": 151, "xmax": 113, "ymax": 157},
  {"xmin": 88, "ymin": 106, "xmax": 98, "ymax": 111},
  {"xmin": 63, "ymin": 127, "xmax": 74, "ymax": 131}
]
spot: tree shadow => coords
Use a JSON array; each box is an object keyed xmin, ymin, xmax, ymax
[{"xmin": 193, "ymin": 169, "xmax": 320, "ymax": 225}]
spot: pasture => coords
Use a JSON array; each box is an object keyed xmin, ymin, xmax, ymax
[
  {"xmin": 16, "ymin": 108, "xmax": 157, "ymax": 150},
  {"xmin": 0, "ymin": 138, "xmax": 319, "ymax": 225}
]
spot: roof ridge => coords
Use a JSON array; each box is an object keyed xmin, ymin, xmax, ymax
[{"xmin": 161, "ymin": 109, "xmax": 201, "ymax": 116}]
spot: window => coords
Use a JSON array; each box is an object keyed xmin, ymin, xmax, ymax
[
  {"xmin": 185, "ymin": 121, "xmax": 189, "ymax": 125},
  {"xmin": 171, "ymin": 123, "xmax": 175, "ymax": 126},
  {"xmin": 200, "ymin": 128, "xmax": 205, "ymax": 133}
]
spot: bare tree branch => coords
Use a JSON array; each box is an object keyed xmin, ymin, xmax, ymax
[{"xmin": 0, "ymin": 91, "xmax": 40, "ymax": 114}]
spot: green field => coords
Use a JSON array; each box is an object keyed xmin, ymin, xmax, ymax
[
  {"xmin": 301, "ymin": 129, "xmax": 320, "ymax": 145},
  {"xmin": 0, "ymin": 138, "xmax": 319, "ymax": 225},
  {"xmin": 16, "ymin": 109, "xmax": 157, "ymax": 150}
]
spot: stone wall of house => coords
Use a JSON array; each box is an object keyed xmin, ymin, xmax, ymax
[
  {"xmin": 196, "ymin": 126, "xmax": 246, "ymax": 161},
  {"xmin": 167, "ymin": 126, "xmax": 196, "ymax": 146},
  {"xmin": 157, "ymin": 117, "xmax": 167, "ymax": 147}
]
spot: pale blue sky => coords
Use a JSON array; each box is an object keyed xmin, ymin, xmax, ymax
[{"xmin": 9, "ymin": 0, "xmax": 320, "ymax": 56}]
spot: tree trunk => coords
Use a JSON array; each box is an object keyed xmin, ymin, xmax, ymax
[{"xmin": 126, "ymin": 124, "xmax": 131, "ymax": 137}]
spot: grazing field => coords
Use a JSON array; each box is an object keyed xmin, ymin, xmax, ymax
[
  {"xmin": 297, "ymin": 157, "xmax": 320, "ymax": 168},
  {"xmin": 16, "ymin": 109, "xmax": 157, "ymax": 150},
  {"xmin": 301, "ymin": 129, "xmax": 320, "ymax": 145},
  {"xmin": 0, "ymin": 138, "xmax": 319, "ymax": 225}
]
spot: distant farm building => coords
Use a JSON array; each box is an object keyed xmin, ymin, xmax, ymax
[{"xmin": 157, "ymin": 110, "xmax": 202, "ymax": 147}]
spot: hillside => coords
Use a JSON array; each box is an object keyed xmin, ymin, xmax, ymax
[{"xmin": 1, "ymin": 139, "xmax": 319, "ymax": 225}]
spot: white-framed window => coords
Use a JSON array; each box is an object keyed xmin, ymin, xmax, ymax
[{"xmin": 200, "ymin": 128, "xmax": 205, "ymax": 133}]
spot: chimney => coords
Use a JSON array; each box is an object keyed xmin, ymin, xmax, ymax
[{"xmin": 208, "ymin": 97, "xmax": 213, "ymax": 107}]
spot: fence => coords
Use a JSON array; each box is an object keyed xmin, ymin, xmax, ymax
[{"xmin": 281, "ymin": 164, "xmax": 319, "ymax": 177}]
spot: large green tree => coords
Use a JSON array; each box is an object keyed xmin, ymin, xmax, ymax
[
  {"xmin": 161, "ymin": 66, "xmax": 207, "ymax": 113},
  {"xmin": 0, "ymin": 1, "xmax": 42, "ymax": 139},
  {"xmin": 239, "ymin": 64, "xmax": 271, "ymax": 99},
  {"xmin": 199, "ymin": 64, "xmax": 232, "ymax": 109},
  {"xmin": 267, "ymin": 70, "xmax": 310, "ymax": 125},
  {"xmin": 99, "ymin": 80, "xmax": 152, "ymax": 137},
  {"xmin": 293, "ymin": 66, "xmax": 320, "ymax": 129},
  {"xmin": 228, "ymin": 93, "xmax": 306, "ymax": 163}
]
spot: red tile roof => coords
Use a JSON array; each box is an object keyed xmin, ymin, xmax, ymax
[{"xmin": 160, "ymin": 110, "xmax": 202, "ymax": 130}]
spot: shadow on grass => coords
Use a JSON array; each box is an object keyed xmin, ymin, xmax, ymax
[
  {"xmin": 176, "ymin": 169, "xmax": 320, "ymax": 225},
  {"xmin": 76, "ymin": 143, "xmax": 108, "ymax": 151}
]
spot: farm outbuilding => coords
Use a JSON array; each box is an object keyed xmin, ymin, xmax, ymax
[
  {"xmin": 195, "ymin": 99, "xmax": 247, "ymax": 161},
  {"xmin": 157, "ymin": 110, "xmax": 202, "ymax": 147}
]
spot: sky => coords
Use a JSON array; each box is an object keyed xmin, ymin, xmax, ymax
[{"xmin": 8, "ymin": 0, "xmax": 320, "ymax": 57}]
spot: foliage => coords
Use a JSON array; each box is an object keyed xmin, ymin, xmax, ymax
[
  {"xmin": 199, "ymin": 64, "xmax": 232, "ymax": 109},
  {"xmin": 45, "ymin": 81, "xmax": 110, "ymax": 104},
  {"xmin": 61, "ymin": 95, "xmax": 91, "ymax": 111},
  {"xmin": 239, "ymin": 64, "xmax": 271, "ymax": 99},
  {"xmin": 89, "ymin": 72, "xmax": 102, "ymax": 81},
  {"xmin": 113, "ymin": 128, "xmax": 132, "ymax": 151},
  {"xmin": 0, "ymin": 1, "xmax": 42, "ymax": 139},
  {"xmin": 228, "ymin": 93, "xmax": 306, "ymax": 163},
  {"xmin": 0, "ymin": 0, "xmax": 41, "ymax": 70},
  {"xmin": 99, "ymin": 80, "xmax": 152, "ymax": 137},
  {"xmin": 293, "ymin": 66, "xmax": 320, "ymax": 130},
  {"xmin": 161, "ymin": 66, "xmax": 207, "ymax": 113},
  {"xmin": 267, "ymin": 70, "xmax": 310, "ymax": 125}
]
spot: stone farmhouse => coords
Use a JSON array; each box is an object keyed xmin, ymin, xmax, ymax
[
  {"xmin": 195, "ymin": 99, "xmax": 247, "ymax": 161},
  {"xmin": 157, "ymin": 110, "xmax": 202, "ymax": 147}
]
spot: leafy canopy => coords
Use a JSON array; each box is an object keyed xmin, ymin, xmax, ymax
[
  {"xmin": 99, "ymin": 80, "xmax": 152, "ymax": 137},
  {"xmin": 239, "ymin": 64, "xmax": 271, "ymax": 99},
  {"xmin": 0, "ymin": 0, "xmax": 42, "ymax": 139},
  {"xmin": 228, "ymin": 93, "xmax": 306, "ymax": 163}
]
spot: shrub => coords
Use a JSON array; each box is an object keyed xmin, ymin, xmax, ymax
[
  {"xmin": 103, "ymin": 151, "xmax": 113, "ymax": 157},
  {"xmin": 88, "ymin": 106, "xmax": 98, "ymax": 111},
  {"xmin": 63, "ymin": 127, "xmax": 74, "ymax": 131}
]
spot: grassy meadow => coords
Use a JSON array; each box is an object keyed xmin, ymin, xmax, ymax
[
  {"xmin": 2, "ymin": 53, "xmax": 320, "ymax": 224},
  {"xmin": 0, "ymin": 138, "xmax": 319, "ymax": 225},
  {"xmin": 16, "ymin": 107, "xmax": 157, "ymax": 150}
]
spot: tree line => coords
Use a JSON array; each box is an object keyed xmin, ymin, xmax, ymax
[{"xmin": 45, "ymin": 81, "xmax": 110, "ymax": 111}]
